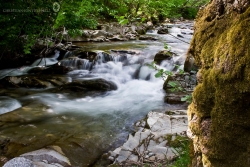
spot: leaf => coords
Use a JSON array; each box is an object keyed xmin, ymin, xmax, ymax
[
  {"xmin": 168, "ymin": 81, "xmax": 177, "ymax": 88},
  {"xmin": 155, "ymin": 72, "xmax": 162, "ymax": 78},
  {"xmin": 181, "ymin": 97, "xmax": 187, "ymax": 101},
  {"xmin": 170, "ymin": 88, "xmax": 176, "ymax": 92},
  {"xmin": 164, "ymin": 70, "xmax": 173, "ymax": 76},
  {"xmin": 181, "ymin": 95, "xmax": 192, "ymax": 103},
  {"xmin": 137, "ymin": 11, "xmax": 142, "ymax": 15},
  {"xmin": 141, "ymin": 17, "xmax": 146, "ymax": 22},
  {"xmin": 119, "ymin": 19, "xmax": 129, "ymax": 25},
  {"xmin": 178, "ymin": 87, "xmax": 184, "ymax": 91}
]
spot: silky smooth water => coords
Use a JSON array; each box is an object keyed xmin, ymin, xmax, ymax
[{"xmin": 0, "ymin": 24, "xmax": 193, "ymax": 166}]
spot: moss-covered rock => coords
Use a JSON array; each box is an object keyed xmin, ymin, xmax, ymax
[{"xmin": 187, "ymin": 0, "xmax": 250, "ymax": 166}]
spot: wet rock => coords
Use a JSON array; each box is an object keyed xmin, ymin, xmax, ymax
[
  {"xmin": 3, "ymin": 157, "xmax": 34, "ymax": 167},
  {"xmin": 110, "ymin": 50, "xmax": 139, "ymax": 55},
  {"xmin": 0, "ymin": 75, "xmax": 71, "ymax": 89},
  {"xmin": 3, "ymin": 146, "xmax": 71, "ymax": 167},
  {"xmin": 28, "ymin": 65, "xmax": 73, "ymax": 75},
  {"xmin": 58, "ymin": 78, "xmax": 117, "ymax": 92},
  {"xmin": 139, "ymin": 36, "xmax": 158, "ymax": 40},
  {"xmin": 134, "ymin": 24, "xmax": 148, "ymax": 35},
  {"xmin": 154, "ymin": 50, "xmax": 176, "ymax": 65},
  {"xmin": 177, "ymin": 34, "xmax": 184, "ymax": 38},
  {"xmin": 0, "ymin": 76, "xmax": 51, "ymax": 88},
  {"xmin": 164, "ymin": 93, "xmax": 186, "ymax": 104},
  {"xmin": 108, "ymin": 36, "xmax": 128, "ymax": 41},
  {"xmin": 77, "ymin": 51, "xmax": 97, "ymax": 62},
  {"xmin": 157, "ymin": 27, "xmax": 169, "ymax": 34}
]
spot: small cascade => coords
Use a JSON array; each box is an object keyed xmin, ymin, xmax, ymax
[
  {"xmin": 95, "ymin": 52, "xmax": 128, "ymax": 64},
  {"xmin": 60, "ymin": 58, "xmax": 92, "ymax": 70},
  {"xmin": 31, "ymin": 50, "xmax": 60, "ymax": 67},
  {"xmin": 31, "ymin": 58, "xmax": 58, "ymax": 67},
  {"xmin": 63, "ymin": 50, "xmax": 74, "ymax": 59},
  {"xmin": 137, "ymin": 65, "xmax": 155, "ymax": 80}
]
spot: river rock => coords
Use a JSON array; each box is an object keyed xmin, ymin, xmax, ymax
[
  {"xmin": 69, "ymin": 22, "xmax": 148, "ymax": 42},
  {"xmin": 58, "ymin": 78, "xmax": 117, "ymax": 92},
  {"xmin": 154, "ymin": 50, "xmax": 177, "ymax": 65},
  {"xmin": 77, "ymin": 51, "xmax": 98, "ymax": 62},
  {"xmin": 3, "ymin": 157, "xmax": 35, "ymax": 167},
  {"xmin": 110, "ymin": 50, "xmax": 139, "ymax": 55},
  {"xmin": 0, "ymin": 75, "xmax": 71, "ymax": 88},
  {"xmin": 139, "ymin": 35, "xmax": 158, "ymax": 41},
  {"xmin": 3, "ymin": 146, "xmax": 71, "ymax": 167},
  {"xmin": 28, "ymin": 64, "xmax": 73, "ymax": 75},
  {"xmin": 107, "ymin": 110, "xmax": 188, "ymax": 165},
  {"xmin": 157, "ymin": 26, "xmax": 169, "ymax": 34},
  {"xmin": 108, "ymin": 35, "xmax": 128, "ymax": 41}
]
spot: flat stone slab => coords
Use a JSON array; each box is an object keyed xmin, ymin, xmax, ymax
[{"xmin": 107, "ymin": 110, "xmax": 188, "ymax": 164}]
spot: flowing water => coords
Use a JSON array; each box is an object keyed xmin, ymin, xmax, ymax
[{"xmin": 0, "ymin": 23, "xmax": 193, "ymax": 166}]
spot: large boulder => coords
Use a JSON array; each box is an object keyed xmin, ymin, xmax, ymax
[
  {"xmin": 57, "ymin": 78, "xmax": 117, "ymax": 92},
  {"xmin": 187, "ymin": 0, "xmax": 250, "ymax": 167}
]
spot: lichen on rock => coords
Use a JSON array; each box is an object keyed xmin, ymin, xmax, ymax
[{"xmin": 187, "ymin": 0, "xmax": 250, "ymax": 166}]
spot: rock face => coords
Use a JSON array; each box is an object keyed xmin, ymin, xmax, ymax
[
  {"xmin": 187, "ymin": 0, "xmax": 250, "ymax": 167},
  {"xmin": 107, "ymin": 110, "xmax": 188, "ymax": 166}
]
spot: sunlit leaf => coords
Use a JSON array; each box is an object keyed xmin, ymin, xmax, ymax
[
  {"xmin": 168, "ymin": 81, "xmax": 177, "ymax": 87},
  {"xmin": 155, "ymin": 72, "xmax": 162, "ymax": 78},
  {"xmin": 119, "ymin": 19, "xmax": 129, "ymax": 25}
]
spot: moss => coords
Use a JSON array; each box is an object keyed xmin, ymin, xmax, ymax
[{"xmin": 188, "ymin": 1, "xmax": 250, "ymax": 166}]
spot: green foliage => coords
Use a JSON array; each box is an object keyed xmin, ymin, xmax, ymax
[
  {"xmin": 54, "ymin": 0, "xmax": 98, "ymax": 30},
  {"xmin": 118, "ymin": 16, "xmax": 129, "ymax": 25},
  {"xmin": 0, "ymin": 0, "xmax": 209, "ymax": 56},
  {"xmin": 181, "ymin": 94, "xmax": 192, "ymax": 104},
  {"xmin": 148, "ymin": 61, "xmax": 193, "ymax": 103},
  {"xmin": 0, "ymin": 0, "xmax": 57, "ymax": 54},
  {"xmin": 171, "ymin": 136, "xmax": 191, "ymax": 167},
  {"xmin": 164, "ymin": 42, "xmax": 169, "ymax": 50}
]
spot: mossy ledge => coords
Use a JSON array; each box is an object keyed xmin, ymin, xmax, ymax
[{"xmin": 187, "ymin": 0, "xmax": 250, "ymax": 167}]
